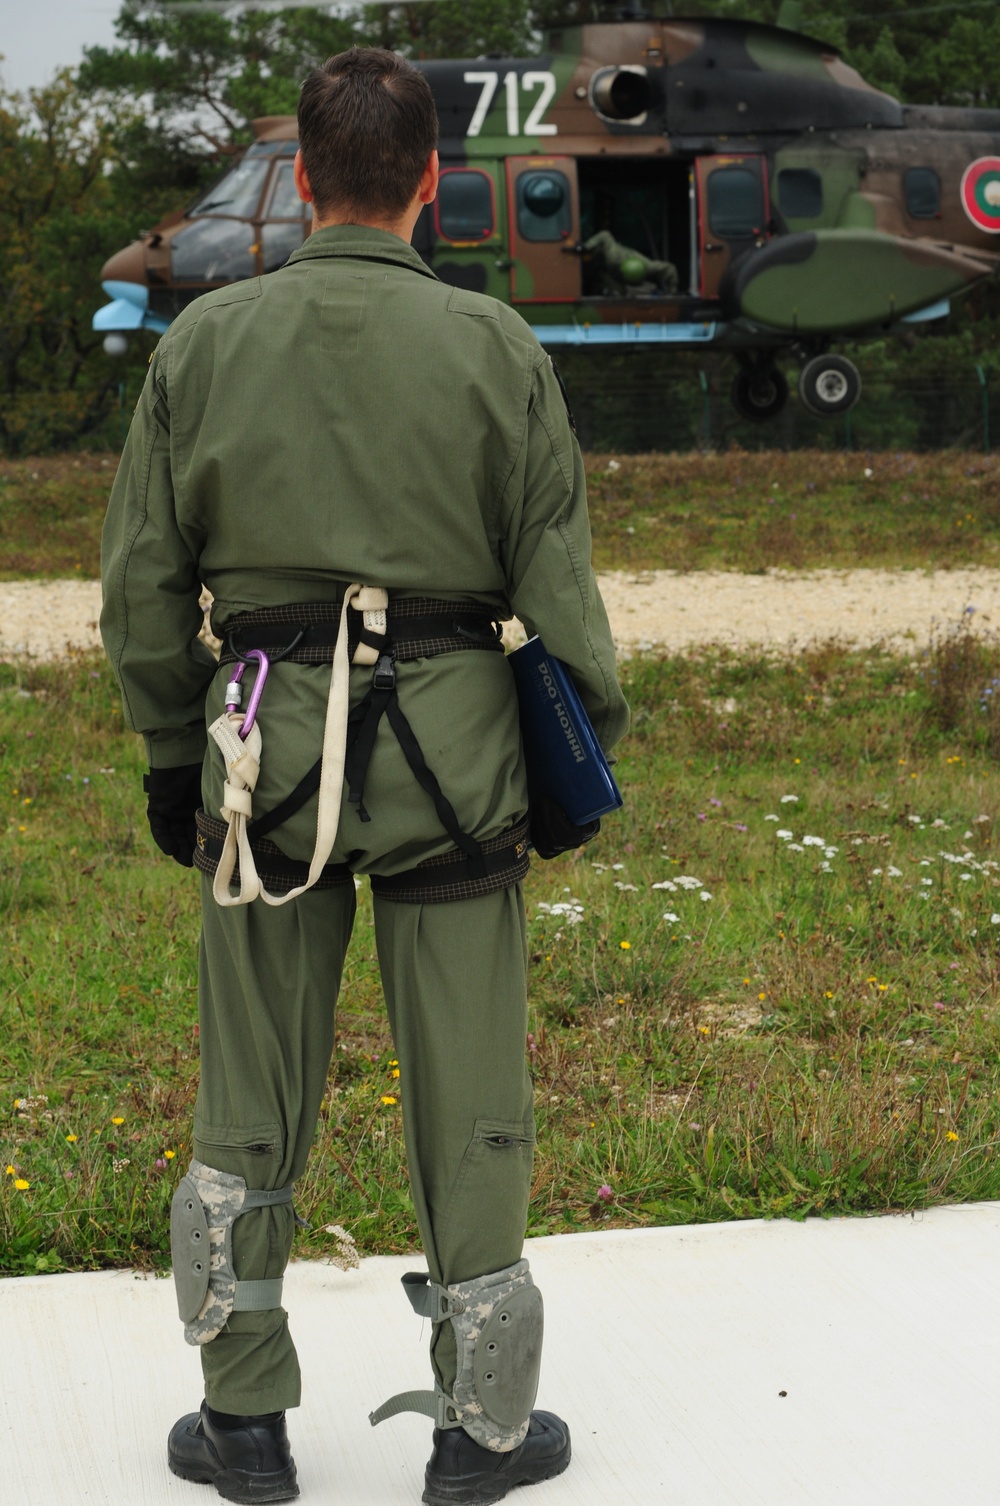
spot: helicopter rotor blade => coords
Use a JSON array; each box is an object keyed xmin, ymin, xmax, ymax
[{"xmin": 140, "ymin": 1, "xmax": 438, "ymax": 11}]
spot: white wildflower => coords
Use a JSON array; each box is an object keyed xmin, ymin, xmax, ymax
[
  {"xmin": 611, "ymin": 863, "xmax": 625, "ymax": 871},
  {"xmin": 802, "ymin": 835, "xmax": 825, "ymax": 847},
  {"xmin": 764, "ymin": 814, "xmax": 779, "ymax": 821},
  {"xmin": 614, "ymin": 881, "xmax": 638, "ymax": 892},
  {"xmin": 824, "ymin": 847, "xmax": 839, "ymax": 858},
  {"xmin": 872, "ymin": 868, "xmax": 883, "ymax": 876},
  {"xmin": 921, "ymin": 878, "xmax": 933, "ymax": 886},
  {"xmin": 888, "ymin": 866, "xmax": 902, "ymax": 877},
  {"xmin": 776, "ymin": 829, "xmax": 793, "ymax": 840},
  {"xmin": 662, "ymin": 912, "xmax": 680, "ymax": 923},
  {"xmin": 675, "ymin": 875, "xmax": 703, "ymax": 890},
  {"xmin": 787, "ymin": 843, "xmax": 804, "ymax": 853},
  {"xmin": 699, "ymin": 891, "xmax": 712, "ymax": 902},
  {"xmin": 991, "ymin": 914, "xmax": 1000, "ymax": 925},
  {"xmin": 780, "ymin": 795, "xmax": 799, "ymax": 804},
  {"xmin": 651, "ymin": 881, "xmax": 677, "ymax": 892}
]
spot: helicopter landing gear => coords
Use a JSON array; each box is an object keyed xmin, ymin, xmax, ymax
[
  {"xmin": 798, "ymin": 354, "xmax": 861, "ymax": 417},
  {"xmin": 730, "ymin": 360, "xmax": 789, "ymax": 422}
]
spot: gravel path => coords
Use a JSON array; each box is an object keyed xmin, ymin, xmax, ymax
[{"xmin": 2, "ymin": 569, "xmax": 998, "ymax": 661}]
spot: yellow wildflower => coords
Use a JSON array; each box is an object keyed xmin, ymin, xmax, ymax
[
  {"xmin": 66, "ymin": 1134, "xmax": 77, "ymax": 1143},
  {"xmin": 164, "ymin": 1149, "xmax": 175, "ymax": 1160},
  {"xmin": 619, "ymin": 940, "xmax": 631, "ymax": 950},
  {"xmin": 381, "ymin": 1095, "xmax": 398, "ymax": 1106},
  {"xmin": 111, "ymin": 1116, "xmax": 124, "ymax": 1125},
  {"xmin": 391, "ymin": 1069, "xmax": 400, "ymax": 1079},
  {"xmin": 13, "ymin": 1178, "xmax": 30, "ymax": 1190},
  {"xmin": 758, "ymin": 992, "xmax": 767, "ymax": 1001},
  {"xmin": 4, "ymin": 1165, "xmax": 14, "ymax": 1176},
  {"xmin": 946, "ymin": 1131, "xmax": 959, "ymax": 1142}
]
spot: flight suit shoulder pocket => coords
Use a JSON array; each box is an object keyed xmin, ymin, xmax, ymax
[{"xmin": 447, "ymin": 287, "xmax": 499, "ymax": 320}]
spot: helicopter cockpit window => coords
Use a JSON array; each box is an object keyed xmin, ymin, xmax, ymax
[
  {"xmin": 904, "ymin": 167, "xmax": 941, "ymax": 219},
  {"xmin": 190, "ymin": 158, "xmax": 270, "ymax": 219},
  {"xmin": 777, "ymin": 168, "xmax": 824, "ymax": 220},
  {"xmin": 707, "ymin": 167, "xmax": 763, "ymax": 240},
  {"xmin": 266, "ymin": 159, "xmax": 306, "ymax": 220},
  {"xmin": 171, "ymin": 218, "xmax": 256, "ymax": 282},
  {"xmin": 437, "ymin": 170, "xmax": 494, "ymax": 241},
  {"xmin": 517, "ymin": 171, "xmax": 572, "ymax": 243}
]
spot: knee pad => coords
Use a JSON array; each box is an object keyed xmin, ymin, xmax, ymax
[
  {"xmin": 369, "ymin": 1259, "xmax": 543, "ymax": 1452},
  {"xmin": 170, "ymin": 1159, "xmax": 294, "ymax": 1346}
]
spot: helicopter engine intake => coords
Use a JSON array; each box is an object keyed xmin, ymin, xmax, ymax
[{"xmin": 590, "ymin": 66, "xmax": 654, "ymax": 124}]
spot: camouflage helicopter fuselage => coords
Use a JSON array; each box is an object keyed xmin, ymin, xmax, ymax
[{"xmin": 95, "ymin": 17, "xmax": 1000, "ymax": 411}]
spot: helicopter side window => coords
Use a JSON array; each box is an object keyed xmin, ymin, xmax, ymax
[
  {"xmin": 707, "ymin": 167, "xmax": 763, "ymax": 239},
  {"xmin": 172, "ymin": 218, "xmax": 256, "ymax": 282},
  {"xmin": 436, "ymin": 170, "xmax": 494, "ymax": 241},
  {"xmin": 777, "ymin": 169, "xmax": 824, "ymax": 220},
  {"xmin": 904, "ymin": 167, "xmax": 941, "ymax": 219},
  {"xmin": 190, "ymin": 158, "xmax": 270, "ymax": 219},
  {"xmin": 265, "ymin": 159, "xmax": 306, "ymax": 220},
  {"xmin": 517, "ymin": 171, "xmax": 572, "ymax": 243}
]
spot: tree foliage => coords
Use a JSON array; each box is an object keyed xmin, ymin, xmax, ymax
[{"xmin": 0, "ymin": 76, "xmax": 155, "ymax": 454}]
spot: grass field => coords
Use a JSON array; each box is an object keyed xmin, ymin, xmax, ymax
[
  {"xmin": 4, "ymin": 606, "xmax": 1000, "ymax": 1275},
  {"xmin": 2, "ymin": 449, "xmax": 999, "ymax": 579}
]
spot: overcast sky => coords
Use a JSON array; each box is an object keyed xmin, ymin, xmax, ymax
[{"xmin": 1, "ymin": 0, "xmax": 122, "ymax": 94}]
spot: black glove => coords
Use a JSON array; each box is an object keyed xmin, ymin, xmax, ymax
[
  {"xmin": 529, "ymin": 796, "xmax": 600, "ymax": 860},
  {"xmin": 142, "ymin": 764, "xmax": 202, "ymax": 868}
]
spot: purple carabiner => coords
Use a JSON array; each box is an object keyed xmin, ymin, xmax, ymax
[{"xmin": 225, "ymin": 650, "xmax": 270, "ymax": 739}]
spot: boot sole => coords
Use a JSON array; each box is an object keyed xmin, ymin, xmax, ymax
[
  {"xmin": 421, "ymin": 1438, "xmax": 571, "ymax": 1506},
  {"xmin": 168, "ymin": 1454, "xmax": 299, "ymax": 1504}
]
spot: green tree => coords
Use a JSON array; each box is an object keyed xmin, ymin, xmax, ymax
[{"xmin": 0, "ymin": 74, "xmax": 162, "ymax": 454}]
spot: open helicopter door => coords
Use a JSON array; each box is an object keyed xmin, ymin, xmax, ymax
[
  {"xmin": 505, "ymin": 157, "xmax": 581, "ymax": 304},
  {"xmin": 695, "ymin": 155, "xmax": 770, "ymax": 300}
]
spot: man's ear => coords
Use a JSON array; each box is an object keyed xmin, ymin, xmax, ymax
[
  {"xmin": 418, "ymin": 149, "xmax": 439, "ymax": 205},
  {"xmin": 293, "ymin": 149, "xmax": 314, "ymax": 204}
]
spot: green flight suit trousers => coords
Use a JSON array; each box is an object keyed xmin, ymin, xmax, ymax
[{"xmin": 193, "ymin": 875, "xmax": 534, "ymax": 1416}]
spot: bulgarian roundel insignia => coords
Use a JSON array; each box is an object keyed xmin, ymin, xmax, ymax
[{"xmin": 960, "ymin": 157, "xmax": 1000, "ymax": 234}]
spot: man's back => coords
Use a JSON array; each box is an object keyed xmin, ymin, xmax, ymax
[{"xmin": 164, "ymin": 226, "xmax": 546, "ymax": 623}]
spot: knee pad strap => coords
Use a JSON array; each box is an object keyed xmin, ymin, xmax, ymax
[
  {"xmin": 170, "ymin": 1159, "xmax": 294, "ymax": 1346},
  {"xmin": 369, "ymin": 1260, "xmax": 543, "ymax": 1453}
]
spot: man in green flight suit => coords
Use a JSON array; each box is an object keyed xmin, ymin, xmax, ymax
[{"xmin": 101, "ymin": 47, "xmax": 628, "ymax": 1506}]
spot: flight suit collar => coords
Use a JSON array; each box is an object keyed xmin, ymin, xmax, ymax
[{"xmin": 286, "ymin": 224, "xmax": 438, "ymax": 279}]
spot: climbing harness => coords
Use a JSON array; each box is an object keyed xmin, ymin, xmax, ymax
[{"xmin": 199, "ymin": 591, "xmax": 529, "ymax": 906}]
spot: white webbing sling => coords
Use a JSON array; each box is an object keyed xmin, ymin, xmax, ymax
[{"xmin": 207, "ymin": 583, "xmax": 387, "ymax": 908}]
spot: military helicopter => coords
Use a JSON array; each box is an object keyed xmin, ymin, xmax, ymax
[{"xmin": 94, "ymin": 2, "xmax": 1000, "ymax": 421}]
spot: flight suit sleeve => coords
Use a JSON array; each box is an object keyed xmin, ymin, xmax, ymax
[
  {"xmin": 100, "ymin": 349, "xmax": 215, "ymax": 768},
  {"xmin": 499, "ymin": 355, "xmax": 629, "ymax": 758}
]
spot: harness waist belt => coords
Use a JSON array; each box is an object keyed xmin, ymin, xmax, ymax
[{"xmin": 221, "ymin": 598, "xmax": 504, "ymax": 667}]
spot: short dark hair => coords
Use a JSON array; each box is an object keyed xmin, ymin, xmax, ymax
[{"xmin": 298, "ymin": 48, "xmax": 438, "ymax": 221}]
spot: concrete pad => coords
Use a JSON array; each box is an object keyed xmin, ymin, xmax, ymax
[{"xmin": 2, "ymin": 1205, "xmax": 998, "ymax": 1505}]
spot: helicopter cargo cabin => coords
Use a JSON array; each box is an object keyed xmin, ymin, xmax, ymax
[{"xmin": 94, "ymin": 16, "xmax": 1000, "ymax": 422}]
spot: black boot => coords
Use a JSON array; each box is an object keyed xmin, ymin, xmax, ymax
[
  {"xmin": 167, "ymin": 1401, "xmax": 299, "ymax": 1503},
  {"xmin": 422, "ymin": 1411, "xmax": 571, "ymax": 1506}
]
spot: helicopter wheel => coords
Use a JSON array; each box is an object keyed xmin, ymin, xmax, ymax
[
  {"xmin": 798, "ymin": 355, "xmax": 861, "ymax": 417},
  {"xmin": 730, "ymin": 365, "xmax": 789, "ymax": 422}
]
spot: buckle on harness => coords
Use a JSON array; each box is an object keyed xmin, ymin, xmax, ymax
[{"xmin": 373, "ymin": 651, "xmax": 396, "ymax": 691}]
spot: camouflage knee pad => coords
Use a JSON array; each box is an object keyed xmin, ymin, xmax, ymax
[
  {"xmin": 369, "ymin": 1259, "xmax": 544, "ymax": 1453},
  {"xmin": 170, "ymin": 1159, "xmax": 294, "ymax": 1346}
]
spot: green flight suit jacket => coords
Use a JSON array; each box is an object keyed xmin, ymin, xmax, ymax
[{"xmin": 101, "ymin": 225, "xmax": 628, "ymax": 861}]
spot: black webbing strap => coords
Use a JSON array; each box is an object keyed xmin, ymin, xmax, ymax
[
  {"xmin": 385, "ymin": 693, "xmax": 485, "ymax": 876},
  {"xmin": 250, "ymin": 761, "xmax": 322, "ymax": 842},
  {"xmin": 342, "ymin": 650, "xmax": 486, "ymax": 880},
  {"xmin": 193, "ymin": 809, "xmax": 353, "ymax": 893}
]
